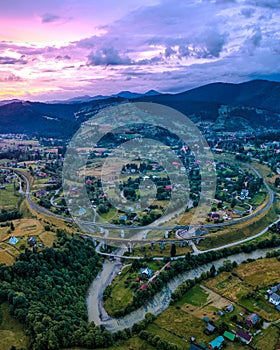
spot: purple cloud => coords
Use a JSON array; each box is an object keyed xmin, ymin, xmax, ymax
[
  {"xmin": 0, "ymin": 56, "xmax": 27, "ymax": 65},
  {"xmin": 87, "ymin": 47, "xmax": 132, "ymax": 66},
  {"xmin": 41, "ymin": 13, "xmax": 61, "ymax": 24},
  {"xmin": 0, "ymin": 73, "xmax": 23, "ymax": 82}
]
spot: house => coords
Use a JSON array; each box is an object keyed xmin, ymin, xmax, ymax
[
  {"xmin": 211, "ymin": 213, "xmax": 220, "ymax": 220},
  {"xmin": 217, "ymin": 310, "xmax": 224, "ymax": 317},
  {"xmin": 223, "ymin": 331, "xmax": 235, "ymax": 342},
  {"xmin": 208, "ymin": 335, "xmax": 224, "ymax": 349},
  {"xmin": 225, "ymin": 304, "xmax": 234, "ymax": 313},
  {"xmin": 189, "ymin": 345, "xmax": 202, "ymax": 350},
  {"xmin": 119, "ymin": 215, "xmax": 127, "ymax": 221},
  {"xmin": 240, "ymin": 189, "xmax": 249, "ymax": 200},
  {"xmin": 275, "ymin": 305, "xmax": 280, "ymax": 312},
  {"xmin": 245, "ymin": 313, "xmax": 259, "ymax": 328},
  {"xmin": 203, "ymin": 317, "xmax": 210, "ymax": 323},
  {"xmin": 140, "ymin": 267, "xmax": 152, "ymax": 277},
  {"xmin": 28, "ymin": 236, "xmax": 36, "ymax": 247},
  {"xmin": 205, "ymin": 323, "xmax": 216, "ymax": 334},
  {"xmin": 139, "ymin": 283, "xmax": 148, "ymax": 290},
  {"xmin": 236, "ymin": 330, "xmax": 252, "ymax": 344},
  {"xmin": 269, "ymin": 293, "xmax": 280, "ymax": 306},
  {"xmin": 9, "ymin": 236, "xmax": 18, "ymax": 245}
]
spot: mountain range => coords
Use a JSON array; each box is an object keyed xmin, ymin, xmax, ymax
[{"xmin": 1, "ymin": 80, "xmax": 280, "ymax": 137}]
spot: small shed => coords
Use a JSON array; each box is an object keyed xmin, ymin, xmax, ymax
[
  {"xmin": 223, "ymin": 331, "xmax": 235, "ymax": 341},
  {"xmin": 9, "ymin": 236, "xmax": 18, "ymax": 245}
]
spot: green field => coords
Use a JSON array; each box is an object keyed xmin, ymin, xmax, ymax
[
  {"xmin": 198, "ymin": 206, "xmax": 278, "ymax": 251},
  {"xmin": 176, "ymin": 284, "xmax": 208, "ymax": 307},
  {"xmin": 103, "ymin": 266, "xmax": 135, "ymax": 315},
  {"xmin": 251, "ymin": 325, "xmax": 280, "ymax": 350},
  {"xmin": 0, "ymin": 303, "xmax": 29, "ymax": 350},
  {"xmin": 205, "ymin": 257, "xmax": 280, "ymax": 321},
  {"xmin": 0, "ymin": 184, "xmax": 23, "ymax": 209}
]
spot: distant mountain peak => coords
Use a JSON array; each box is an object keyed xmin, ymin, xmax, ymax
[{"xmin": 0, "ymin": 99, "xmax": 22, "ymax": 106}]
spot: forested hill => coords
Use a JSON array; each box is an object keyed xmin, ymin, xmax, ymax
[
  {"xmin": 0, "ymin": 232, "xmax": 113, "ymax": 350},
  {"xmin": 1, "ymin": 79, "xmax": 280, "ymax": 137}
]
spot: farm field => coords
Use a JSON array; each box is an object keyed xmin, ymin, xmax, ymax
[{"xmin": 204, "ymin": 257, "xmax": 280, "ymax": 321}]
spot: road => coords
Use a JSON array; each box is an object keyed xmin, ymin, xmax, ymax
[
  {"xmin": 17, "ymin": 172, "xmax": 73, "ymax": 223},
  {"xmin": 12, "ymin": 166, "xmax": 280, "ymax": 332},
  {"xmin": 14, "ymin": 164, "xmax": 276, "ymax": 258}
]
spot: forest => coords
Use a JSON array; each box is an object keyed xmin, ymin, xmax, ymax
[{"xmin": 0, "ymin": 231, "xmax": 114, "ymax": 350}]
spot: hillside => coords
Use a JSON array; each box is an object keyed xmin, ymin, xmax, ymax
[{"xmin": 0, "ymin": 80, "xmax": 280, "ymax": 137}]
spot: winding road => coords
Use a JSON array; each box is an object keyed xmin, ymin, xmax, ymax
[{"xmin": 12, "ymin": 166, "xmax": 280, "ymax": 333}]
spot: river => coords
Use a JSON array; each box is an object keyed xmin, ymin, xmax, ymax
[{"xmin": 87, "ymin": 247, "xmax": 278, "ymax": 333}]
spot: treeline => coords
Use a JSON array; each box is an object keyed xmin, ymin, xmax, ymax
[
  {"xmin": 0, "ymin": 209, "xmax": 22, "ymax": 222},
  {"xmin": 0, "ymin": 232, "xmax": 114, "ymax": 350},
  {"xmin": 139, "ymin": 330, "xmax": 180, "ymax": 350},
  {"xmin": 171, "ymin": 262, "xmax": 237, "ymax": 304},
  {"xmin": 111, "ymin": 235, "xmax": 280, "ymax": 318}
]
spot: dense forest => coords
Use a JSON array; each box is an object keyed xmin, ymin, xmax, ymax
[
  {"xmin": 0, "ymin": 232, "xmax": 115, "ymax": 350},
  {"xmin": 1, "ymin": 229, "xmax": 280, "ymax": 349}
]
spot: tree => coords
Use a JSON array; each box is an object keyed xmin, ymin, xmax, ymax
[
  {"xmin": 231, "ymin": 198, "xmax": 237, "ymax": 209},
  {"xmin": 170, "ymin": 243, "xmax": 176, "ymax": 257},
  {"xmin": 210, "ymin": 264, "xmax": 216, "ymax": 276}
]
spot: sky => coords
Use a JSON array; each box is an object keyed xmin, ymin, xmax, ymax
[{"xmin": 1, "ymin": 0, "xmax": 280, "ymax": 101}]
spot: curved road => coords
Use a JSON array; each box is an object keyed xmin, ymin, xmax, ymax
[
  {"xmin": 17, "ymin": 163, "xmax": 275, "ymax": 236},
  {"xmin": 13, "ymin": 167, "xmax": 280, "ymax": 333}
]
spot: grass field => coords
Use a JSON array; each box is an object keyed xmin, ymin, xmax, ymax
[
  {"xmin": 236, "ymin": 257, "xmax": 280, "ymax": 287},
  {"xmin": 133, "ymin": 242, "xmax": 192, "ymax": 258},
  {"xmin": 204, "ymin": 257, "xmax": 280, "ymax": 321},
  {"xmin": 104, "ymin": 266, "xmax": 135, "ymax": 315},
  {"xmin": 104, "ymin": 260, "xmax": 165, "ymax": 315},
  {"xmin": 151, "ymin": 306, "xmax": 208, "ymax": 344},
  {"xmin": 177, "ymin": 284, "xmax": 208, "ymax": 307},
  {"xmin": 197, "ymin": 206, "xmax": 278, "ymax": 250},
  {"xmin": 67, "ymin": 336, "xmax": 155, "ymax": 350},
  {"xmin": 250, "ymin": 191, "xmax": 267, "ymax": 206},
  {"xmin": 251, "ymin": 325, "xmax": 280, "ymax": 350},
  {"xmin": 148, "ymin": 304, "xmax": 248, "ymax": 349},
  {"xmin": 0, "ymin": 303, "xmax": 29, "ymax": 350},
  {"xmin": 0, "ymin": 183, "xmax": 23, "ymax": 209},
  {"xmin": 0, "ymin": 248, "xmax": 14, "ymax": 265}
]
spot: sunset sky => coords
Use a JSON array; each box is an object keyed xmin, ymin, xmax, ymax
[{"xmin": 1, "ymin": 0, "xmax": 280, "ymax": 101}]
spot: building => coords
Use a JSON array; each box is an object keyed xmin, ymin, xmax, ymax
[
  {"xmin": 208, "ymin": 336, "xmax": 224, "ymax": 349},
  {"xmin": 139, "ymin": 283, "xmax": 148, "ymax": 290},
  {"xmin": 225, "ymin": 304, "xmax": 234, "ymax": 312},
  {"xmin": 28, "ymin": 236, "xmax": 36, "ymax": 247},
  {"xmin": 240, "ymin": 189, "xmax": 249, "ymax": 200},
  {"xmin": 269, "ymin": 293, "xmax": 280, "ymax": 306},
  {"xmin": 205, "ymin": 323, "xmax": 216, "ymax": 334},
  {"xmin": 9, "ymin": 236, "xmax": 18, "ymax": 245},
  {"xmin": 245, "ymin": 313, "xmax": 260, "ymax": 328},
  {"xmin": 236, "ymin": 330, "xmax": 252, "ymax": 344},
  {"xmin": 140, "ymin": 267, "xmax": 152, "ymax": 277},
  {"xmin": 223, "ymin": 331, "xmax": 235, "ymax": 342},
  {"xmin": 189, "ymin": 345, "xmax": 203, "ymax": 350}
]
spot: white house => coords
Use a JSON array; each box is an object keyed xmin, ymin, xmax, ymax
[{"xmin": 269, "ymin": 293, "xmax": 280, "ymax": 306}]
